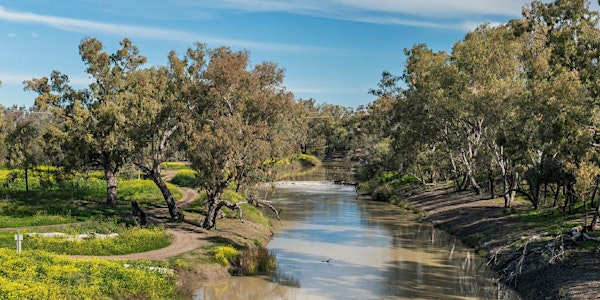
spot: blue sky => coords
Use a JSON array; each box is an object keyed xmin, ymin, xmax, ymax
[{"xmin": 1, "ymin": 0, "xmax": 596, "ymax": 109}]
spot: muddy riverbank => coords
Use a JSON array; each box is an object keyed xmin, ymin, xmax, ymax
[{"xmin": 402, "ymin": 185, "xmax": 600, "ymax": 300}]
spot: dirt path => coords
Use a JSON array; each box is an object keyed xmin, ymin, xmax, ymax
[
  {"xmin": 2, "ymin": 170, "xmax": 208, "ymax": 261},
  {"xmin": 96, "ymin": 172, "xmax": 205, "ymax": 260},
  {"xmin": 71, "ymin": 222, "xmax": 209, "ymax": 260}
]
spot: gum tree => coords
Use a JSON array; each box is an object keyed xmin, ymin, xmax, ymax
[{"xmin": 185, "ymin": 46, "xmax": 297, "ymax": 229}]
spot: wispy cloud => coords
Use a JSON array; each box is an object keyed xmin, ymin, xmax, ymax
[
  {"xmin": 186, "ymin": 0, "xmax": 534, "ymax": 29},
  {"xmin": 0, "ymin": 6, "xmax": 332, "ymax": 53},
  {"xmin": 7, "ymin": 33, "xmax": 15, "ymax": 38},
  {"xmin": 0, "ymin": 72, "xmax": 91, "ymax": 85}
]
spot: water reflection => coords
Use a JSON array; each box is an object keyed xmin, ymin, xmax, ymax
[{"xmin": 196, "ymin": 180, "xmax": 519, "ymax": 300}]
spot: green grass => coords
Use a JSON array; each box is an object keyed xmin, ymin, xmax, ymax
[
  {"xmin": 119, "ymin": 179, "xmax": 182, "ymax": 205},
  {"xmin": 170, "ymin": 169, "xmax": 197, "ymax": 188},
  {"xmin": 0, "ymin": 211, "xmax": 77, "ymax": 228},
  {"xmin": 0, "ymin": 221, "xmax": 172, "ymax": 255},
  {"xmin": 160, "ymin": 162, "xmax": 191, "ymax": 170},
  {"xmin": 0, "ymin": 166, "xmax": 184, "ymax": 228}
]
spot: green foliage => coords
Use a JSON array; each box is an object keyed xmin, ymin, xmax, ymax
[
  {"xmin": 294, "ymin": 154, "xmax": 321, "ymax": 167},
  {"xmin": 371, "ymin": 183, "xmax": 395, "ymax": 202},
  {"xmin": 170, "ymin": 169, "xmax": 197, "ymax": 188},
  {"xmin": 213, "ymin": 245, "xmax": 240, "ymax": 266},
  {"xmin": 0, "ymin": 248, "xmax": 175, "ymax": 299},
  {"xmin": 235, "ymin": 247, "xmax": 277, "ymax": 275},
  {"xmin": 240, "ymin": 204, "xmax": 270, "ymax": 227}
]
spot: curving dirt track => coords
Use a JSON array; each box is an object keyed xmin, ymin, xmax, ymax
[{"xmin": 2, "ymin": 170, "xmax": 210, "ymax": 260}]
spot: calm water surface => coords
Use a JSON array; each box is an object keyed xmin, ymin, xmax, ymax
[{"xmin": 196, "ymin": 166, "xmax": 519, "ymax": 299}]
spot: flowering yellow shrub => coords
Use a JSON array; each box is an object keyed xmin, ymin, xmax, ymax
[
  {"xmin": 0, "ymin": 248, "xmax": 176, "ymax": 299},
  {"xmin": 214, "ymin": 246, "xmax": 239, "ymax": 266}
]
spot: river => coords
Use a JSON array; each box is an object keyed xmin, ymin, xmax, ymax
[{"xmin": 195, "ymin": 165, "xmax": 520, "ymax": 299}]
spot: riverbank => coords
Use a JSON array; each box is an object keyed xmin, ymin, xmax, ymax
[{"xmin": 400, "ymin": 184, "xmax": 600, "ymax": 299}]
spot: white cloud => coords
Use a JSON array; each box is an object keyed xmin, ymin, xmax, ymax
[
  {"xmin": 31, "ymin": 32, "xmax": 39, "ymax": 38},
  {"xmin": 0, "ymin": 6, "xmax": 332, "ymax": 53},
  {"xmin": 186, "ymin": 0, "xmax": 542, "ymax": 29},
  {"xmin": 0, "ymin": 72, "xmax": 91, "ymax": 85},
  {"xmin": 7, "ymin": 32, "xmax": 15, "ymax": 38}
]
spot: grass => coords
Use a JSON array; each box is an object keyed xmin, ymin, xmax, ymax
[
  {"xmin": 170, "ymin": 169, "xmax": 197, "ymax": 188},
  {"xmin": 0, "ymin": 211, "xmax": 77, "ymax": 228},
  {"xmin": 160, "ymin": 162, "xmax": 191, "ymax": 170},
  {"xmin": 119, "ymin": 179, "xmax": 183, "ymax": 206},
  {"xmin": 0, "ymin": 248, "xmax": 176, "ymax": 299},
  {"xmin": 0, "ymin": 166, "xmax": 185, "ymax": 228},
  {"xmin": 0, "ymin": 219, "xmax": 172, "ymax": 255}
]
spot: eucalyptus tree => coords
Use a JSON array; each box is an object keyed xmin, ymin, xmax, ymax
[
  {"xmin": 397, "ymin": 44, "xmax": 462, "ymax": 187},
  {"xmin": 185, "ymin": 46, "xmax": 297, "ymax": 230},
  {"xmin": 3, "ymin": 106, "xmax": 48, "ymax": 197},
  {"xmin": 349, "ymin": 95, "xmax": 397, "ymax": 179},
  {"xmin": 25, "ymin": 38, "xmax": 145, "ymax": 204},
  {"xmin": 514, "ymin": 0, "xmax": 599, "ymax": 209},
  {"xmin": 451, "ymin": 24, "xmax": 528, "ymax": 205}
]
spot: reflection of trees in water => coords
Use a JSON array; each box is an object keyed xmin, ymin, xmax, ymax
[
  {"xmin": 271, "ymin": 268, "xmax": 301, "ymax": 288},
  {"xmin": 283, "ymin": 163, "xmax": 357, "ymax": 182},
  {"xmin": 355, "ymin": 199, "xmax": 519, "ymax": 299}
]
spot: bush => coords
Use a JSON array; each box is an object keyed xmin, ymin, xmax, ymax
[
  {"xmin": 372, "ymin": 183, "xmax": 395, "ymax": 202},
  {"xmin": 214, "ymin": 246, "xmax": 240, "ymax": 266},
  {"xmin": 170, "ymin": 170, "xmax": 197, "ymax": 188},
  {"xmin": 235, "ymin": 247, "xmax": 277, "ymax": 275}
]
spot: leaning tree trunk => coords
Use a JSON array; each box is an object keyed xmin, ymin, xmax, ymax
[
  {"xmin": 202, "ymin": 192, "xmax": 283, "ymax": 230},
  {"xmin": 137, "ymin": 164, "xmax": 184, "ymax": 221},
  {"xmin": 150, "ymin": 171, "xmax": 184, "ymax": 221},
  {"xmin": 203, "ymin": 195, "xmax": 241, "ymax": 230}
]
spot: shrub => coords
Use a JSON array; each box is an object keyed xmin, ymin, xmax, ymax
[
  {"xmin": 170, "ymin": 170, "xmax": 197, "ymax": 188},
  {"xmin": 235, "ymin": 247, "xmax": 276, "ymax": 275},
  {"xmin": 214, "ymin": 246, "xmax": 240, "ymax": 266},
  {"xmin": 372, "ymin": 183, "xmax": 395, "ymax": 202}
]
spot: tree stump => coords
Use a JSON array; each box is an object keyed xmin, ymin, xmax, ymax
[{"xmin": 131, "ymin": 201, "xmax": 147, "ymax": 226}]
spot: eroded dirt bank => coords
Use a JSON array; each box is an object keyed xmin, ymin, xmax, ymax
[{"xmin": 402, "ymin": 185, "xmax": 600, "ymax": 300}]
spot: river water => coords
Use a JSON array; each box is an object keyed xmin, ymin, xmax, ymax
[{"xmin": 196, "ymin": 166, "xmax": 520, "ymax": 299}]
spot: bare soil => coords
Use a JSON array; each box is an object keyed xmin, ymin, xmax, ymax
[{"xmin": 403, "ymin": 185, "xmax": 600, "ymax": 300}]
